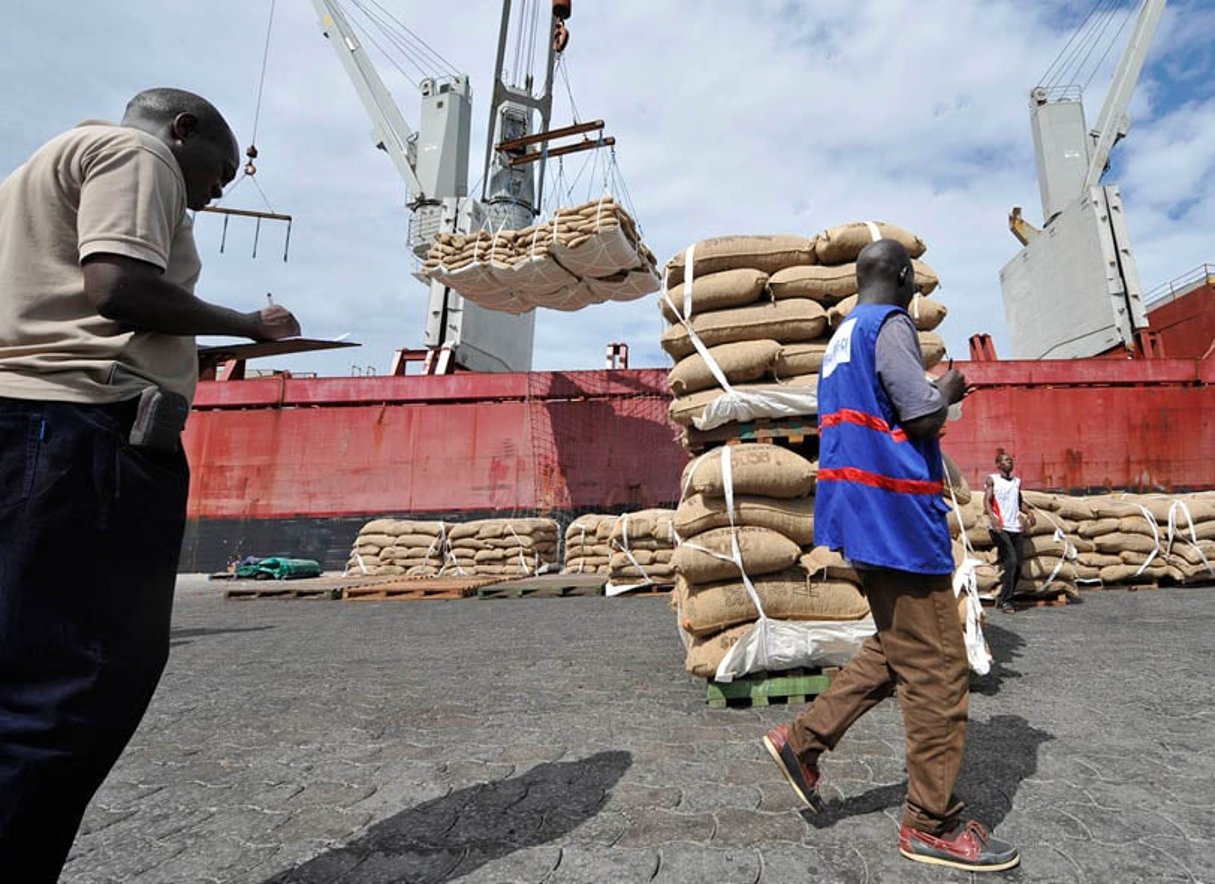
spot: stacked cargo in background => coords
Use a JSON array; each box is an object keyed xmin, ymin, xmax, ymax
[{"xmin": 606, "ymin": 508, "xmax": 679, "ymax": 593}]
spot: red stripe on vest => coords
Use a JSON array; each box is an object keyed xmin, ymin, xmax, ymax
[
  {"xmin": 820, "ymin": 408, "xmax": 908, "ymax": 443},
  {"xmin": 818, "ymin": 467, "xmax": 944, "ymax": 496}
]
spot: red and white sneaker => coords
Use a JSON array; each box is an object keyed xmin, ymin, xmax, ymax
[
  {"xmin": 899, "ymin": 820, "xmax": 1021, "ymax": 872},
  {"xmin": 761, "ymin": 724, "xmax": 823, "ymax": 811}
]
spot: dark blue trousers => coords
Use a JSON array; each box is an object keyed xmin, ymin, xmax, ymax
[{"xmin": 0, "ymin": 397, "xmax": 188, "ymax": 881}]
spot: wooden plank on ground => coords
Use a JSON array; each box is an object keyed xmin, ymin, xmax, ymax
[
  {"xmin": 476, "ymin": 573, "xmax": 606, "ymax": 599},
  {"xmin": 342, "ymin": 575, "xmax": 497, "ymax": 601},
  {"xmin": 224, "ymin": 585, "xmax": 340, "ymax": 601}
]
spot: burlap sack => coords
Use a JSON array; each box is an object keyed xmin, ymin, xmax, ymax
[
  {"xmin": 774, "ymin": 373, "xmax": 818, "ymax": 389},
  {"xmin": 1116, "ymin": 515, "xmax": 1164, "ymax": 537},
  {"xmin": 768, "ymin": 264, "xmax": 858, "ymax": 303},
  {"xmin": 672, "ymin": 526, "xmax": 801, "ymax": 583},
  {"xmin": 675, "ymin": 493, "xmax": 815, "ymax": 545},
  {"xmin": 1088, "ymin": 499, "xmax": 1143, "ymax": 520},
  {"xmin": 1049, "ymin": 496, "xmax": 1095, "ymax": 522},
  {"xmin": 665, "ymin": 235, "xmax": 817, "ymax": 288},
  {"xmin": 941, "ymin": 452, "xmax": 971, "ymax": 506},
  {"xmin": 909, "ymin": 294, "xmax": 947, "ymax": 331},
  {"xmin": 799, "ymin": 547, "xmax": 861, "ymax": 584},
  {"xmin": 660, "ymin": 299, "xmax": 828, "ymax": 360},
  {"xmin": 1076, "ymin": 518, "xmax": 1121, "ymax": 538},
  {"xmin": 684, "ymin": 622, "xmax": 753, "ymax": 677},
  {"xmin": 1093, "ymin": 532, "xmax": 1159, "ymax": 555},
  {"xmin": 827, "ymin": 294, "xmax": 857, "ymax": 327},
  {"xmin": 815, "ymin": 221, "xmax": 927, "ymax": 264},
  {"xmin": 359, "ymin": 519, "xmax": 398, "ymax": 536},
  {"xmin": 667, "ymin": 340, "xmax": 780, "ymax": 396},
  {"xmin": 680, "ymin": 567, "xmax": 871, "ymax": 635},
  {"xmin": 356, "ymin": 533, "xmax": 395, "ymax": 549},
  {"xmin": 659, "ymin": 268, "xmax": 770, "ymax": 321},
  {"xmin": 682, "ymin": 443, "xmax": 816, "ymax": 500},
  {"xmin": 919, "ymin": 332, "xmax": 946, "ymax": 369},
  {"xmin": 768, "ymin": 259, "xmax": 938, "ymax": 303},
  {"xmin": 775, "ymin": 342, "xmax": 827, "ymax": 378},
  {"xmin": 611, "ymin": 509, "xmax": 678, "ymax": 544},
  {"xmin": 1100, "ymin": 563, "xmax": 1166, "ymax": 583},
  {"xmin": 1076, "ymin": 551, "xmax": 1123, "ymax": 568}
]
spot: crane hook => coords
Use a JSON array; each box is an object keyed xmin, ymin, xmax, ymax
[
  {"xmin": 244, "ymin": 144, "xmax": 259, "ymax": 177},
  {"xmin": 553, "ymin": 20, "xmax": 569, "ymax": 53}
]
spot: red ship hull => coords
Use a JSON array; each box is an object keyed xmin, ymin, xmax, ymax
[{"xmin": 181, "ymin": 356, "xmax": 1213, "ymax": 570}]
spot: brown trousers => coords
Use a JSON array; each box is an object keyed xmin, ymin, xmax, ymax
[{"xmin": 788, "ymin": 568, "xmax": 969, "ymax": 835}]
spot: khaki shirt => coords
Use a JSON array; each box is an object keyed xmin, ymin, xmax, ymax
[{"xmin": 0, "ymin": 123, "xmax": 201, "ymax": 405}]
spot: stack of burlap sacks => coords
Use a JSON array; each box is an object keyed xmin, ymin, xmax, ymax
[
  {"xmin": 660, "ymin": 222, "xmax": 948, "ymax": 437},
  {"xmin": 423, "ymin": 196, "xmax": 659, "ymax": 314},
  {"xmin": 605, "ymin": 508, "xmax": 679, "ymax": 591},
  {"xmin": 669, "ymin": 444, "xmax": 874, "ymax": 677},
  {"xmin": 562, "ymin": 514, "xmax": 615, "ymax": 575},
  {"xmin": 446, "ymin": 518, "xmax": 560, "ymax": 577},
  {"xmin": 346, "ymin": 517, "xmax": 560, "ymax": 578},
  {"xmin": 949, "ymin": 489, "xmax": 1215, "ymax": 591},
  {"xmin": 346, "ymin": 519, "xmax": 449, "ymax": 577}
]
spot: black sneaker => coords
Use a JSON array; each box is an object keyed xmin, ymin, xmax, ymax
[
  {"xmin": 999, "ymin": 602, "xmax": 1016, "ymax": 614},
  {"xmin": 899, "ymin": 820, "xmax": 1020, "ymax": 872},
  {"xmin": 762, "ymin": 724, "xmax": 823, "ymax": 811}
]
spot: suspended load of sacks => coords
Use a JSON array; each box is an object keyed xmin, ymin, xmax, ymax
[
  {"xmin": 660, "ymin": 222, "xmax": 947, "ymax": 439},
  {"xmin": 423, "ymin": 196, "xmax": 660, "ymax": 314}
]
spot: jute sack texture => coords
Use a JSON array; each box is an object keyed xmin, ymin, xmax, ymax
[
  {"xmin": 664, "ymin": 235, "xmax": 817, "ymax": 288},
  {"xmin": 682, "ymin": 443, "xmax": 816, "ymax": 500}
]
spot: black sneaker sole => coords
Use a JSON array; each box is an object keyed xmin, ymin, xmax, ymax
[
  {"xmin": 899, "ymin": 847, "xmax": 1021, "ymax": 872},
  {"xmin": 762, "ymin": 734, "xmax": 822, "ymax": 812}
]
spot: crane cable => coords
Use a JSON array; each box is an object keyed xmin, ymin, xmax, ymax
[
  {"xmin": 244, "ymin": 0, "xmax": 276, "ymax": 177},
  {"xmin": 1040, "ymin": 0, "xmax": 1136, "ymax": 91}
]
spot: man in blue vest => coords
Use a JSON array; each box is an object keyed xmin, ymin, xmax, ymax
[{"xmin": 762, "ymin": 239, "xmax": 1020, "ymax": 872}]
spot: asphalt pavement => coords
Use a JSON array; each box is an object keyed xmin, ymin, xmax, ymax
[{"xmin": 60, "ymin": 578, "xmax": 1215, "ymax": 883}]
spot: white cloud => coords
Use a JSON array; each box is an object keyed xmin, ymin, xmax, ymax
[{"xmin": 3, "ymin": 0, "xmax": 1211, "ymax": 375}]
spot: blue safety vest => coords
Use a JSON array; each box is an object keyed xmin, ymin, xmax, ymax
[{"xmin": 814, "ymin": 303, "xmax": 953, "ymax": 574}]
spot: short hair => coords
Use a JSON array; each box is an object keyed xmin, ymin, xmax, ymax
[{"xmin": 124, "ymin": 88, "xmax": 233, "ymax": 143}]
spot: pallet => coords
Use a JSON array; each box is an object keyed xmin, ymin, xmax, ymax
[
  {"xmin": 224, "ymin": 585, "xmax": 340, "ymax": 600},
  {"xmin": 341, "ymin": 575, "xmax": 498, "ymax": 601},
  {"xmin": 706, "ymin": 666, "xmax": 839, "ymax": 709},
  {"xmin": 476, "ymin": 572, "xmax": 606, "ymax": 599},
  {"xmin": 605, "ymin": 582, "xmax": 674, "ymax": 598},
  {"xmin": 477, "ymin": 584, "xmax": 602, "ymax": 599},
  {"xmin": 683, "ymin": 415, "xmax": 818, "ymax": 454}
]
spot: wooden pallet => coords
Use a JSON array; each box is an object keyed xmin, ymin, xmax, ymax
[
  {"xmin": 476, "ymin": 572, "xmax": 606, "ymax": 599},
  {"xmin": 605, "ymin": 582, "xmax": 674, "ymax": 598},
  {"xmin": 706, "ymin": 666, "xmax": 839, "ymax": 709},
  {"xmin": 683, "ymin": 415, "xmax": 818, "ymax": 454},
  {"xmin": 341, "ymin": 575, "xmax": 497, "ymax": 601},
  {"xmin": 477, "ymin": 584, "xmax": 602, "ymax": 599},
  {"xmin": 224, "ymin": 585, "xmax": 340, "ymax": 600}
]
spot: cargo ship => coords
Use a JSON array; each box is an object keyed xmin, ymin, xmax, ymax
[{"xmin": 178, "ymin": 0, "xmax": 1214, "ymax": 571}]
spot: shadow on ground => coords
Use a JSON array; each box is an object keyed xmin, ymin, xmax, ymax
[
  {"xmin": 262, "ymin": 750, "xmax": 632, "ymax": 883},
  {"xmin": 805, "ymin": 714, "xmax": 1052, "ymax": 832},
  {"xmin": 970, "ymin": 621, "xmax": 1025, "ymax": 696},
  {"xmin": 170, "ymin": 625, "xmax": 275, "ymax": 647}
]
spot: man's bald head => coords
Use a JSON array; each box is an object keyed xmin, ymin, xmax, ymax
[
  {"xmin": 856, "ymin": 239, "xmax": 915, "ymax": 307},
  {"xmin": 122, "ymin": 88, "xmax": 235, "ymax": 147},
  {"xmin": 121, "ymin": 88, "xmax": 239, "ymax": 211}
]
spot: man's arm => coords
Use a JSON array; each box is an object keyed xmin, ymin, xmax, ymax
[
  {"xmin": 83, "ymin": 254, "xmax": 299, "ymax": 340},
  {"xmin": 984, "ymin": 476, "xmax": 1000, "ymax": 527},
  {"xmin": 874, "ymin": 314, "xmax": 967, "ymax": 439}
]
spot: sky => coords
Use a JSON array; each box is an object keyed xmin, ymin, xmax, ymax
[{"xmin": 2, "ymin": 0, "xmax": 1212, "ymax": 377}]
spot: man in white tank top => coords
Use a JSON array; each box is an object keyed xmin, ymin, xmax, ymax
[{"xmin": 984, "ymin": 452, "xmax": 1036, "ymax": 613}]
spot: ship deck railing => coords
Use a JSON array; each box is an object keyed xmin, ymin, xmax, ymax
[{"xmin": 1143, "ymin": 263, "xmax": 1215, "ymax": 308}]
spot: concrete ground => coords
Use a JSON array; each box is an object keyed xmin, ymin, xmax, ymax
[{"xmin": 60, "ymin": 578, "xmax": 1214, "ymax": 883}]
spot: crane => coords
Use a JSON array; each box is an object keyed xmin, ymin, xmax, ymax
[
  {"xmin": 312, "ymin": 0, "xmax": 578, "ymax": 373},
  {"xmin": 1000, "ymin": 0, "xmax": 1166, "ymax": 360}
]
